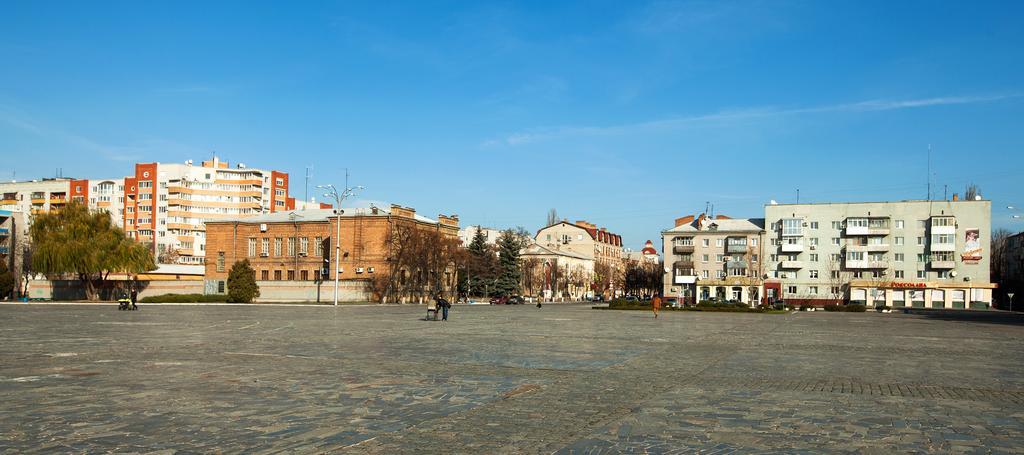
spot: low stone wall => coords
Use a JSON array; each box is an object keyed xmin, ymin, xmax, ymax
[
  {"xmin": 250, "ymin": 280, "xmax": 371, "ymax": 303},
  {"xmin": 28, "ymin": 279, "xmax": 205, "ymax": 301}
]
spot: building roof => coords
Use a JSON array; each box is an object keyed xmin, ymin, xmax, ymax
[
  {"xmin": 535, "ymin": 220, "xmax": 623, "ymax": 247},
  {"xmin": 207, "ymin": 206, "xmax": 439, "ymax": 225},
  {"xmin": 149, "ymin": 264, "xmax": 205, "ymax": 276},
  {"xmin": 663, "ymin": 216, "xmax": 765, "ymax": 234},
  {"xmin": 764, "ymin": 199, "xmax": 989, "ymax": 207}
]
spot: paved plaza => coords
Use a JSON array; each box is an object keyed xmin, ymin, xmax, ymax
[{"xmin": 1, "ymin": 303, "xmax": 1023, "ymax": 453}]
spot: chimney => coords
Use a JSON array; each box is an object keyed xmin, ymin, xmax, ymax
[{"xmin": 674, "ymin": 215, "xmax": 695, "ymax": 227}]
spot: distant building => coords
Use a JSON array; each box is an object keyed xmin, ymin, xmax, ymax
[
  {"xmin": 203, "ymin": 204, "xmax": 459, "ymax": 302},
  {"xmin": 763, "ymin": 198, "xmax": 995, "ymax": 308},
  {"xmin": 1002, "ymin": 231, "xmax": 1024, "ymax": 309},
  {"xmin": 458, "ymin": 225, "xmax": 503, "ymax": 247},
  {"xmin": 625, "ymin": 240, "xmax": 660, "ymax": 264},
  {"xmin": 661, "ymin": 214, "xmax": 766, "ymax": 305}
]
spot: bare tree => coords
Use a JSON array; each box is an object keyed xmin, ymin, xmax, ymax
[
  {"xmin": 965, "ymin": 183, "xmax": 981, "ymax": 200},
  {"xmin": 825, "ymin": 256, "xmax": 852, "ymax": 306},
  {"xmin": 546, "ymin": 208, "xmax": 559, "ymax": 227}
]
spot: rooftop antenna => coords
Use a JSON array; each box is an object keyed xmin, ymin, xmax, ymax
[
  {"xmin": 944, "ymin": 184, "xmax": 948, "ymax": 201},
  {"xmin": 305, "ymin": 165, "xmax": 312, "ymax": 203},
  {"xmin": 704, "ymin": 201, "xmax": 710, "ymax": 216},
  {"xmin": 797, "ymin": 188, "xmax": 800, "ymax": 204},
  {"xmin": 927, "ymin": 144, "xmax": 931, "ymax": 201}
]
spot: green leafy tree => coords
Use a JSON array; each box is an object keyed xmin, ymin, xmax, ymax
[
  {"xmin": 0, "ymin": 260, "xmax": 14, "ymax": 299},
  {"xmin": 30, "ymin": 202, "xmax": 155, "ymax": 300},
  {"xmin": 495, "ymin": 228, "xmax": 529, "ymax": 297},
  {"xmin": 227, "ymin": 259, "xmax": 260, "ymax": 303}
]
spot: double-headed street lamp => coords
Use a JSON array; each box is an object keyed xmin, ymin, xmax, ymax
[{"xmin": 317, "ymin": 183, "xmax": 364, "ymax": 306}]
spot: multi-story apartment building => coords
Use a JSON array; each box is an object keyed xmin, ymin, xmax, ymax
[
  {"xmin": 1000, "ymin": 231, "xmax": 1024, "ymax": 309},
  {"xmin": 661, "ymin": 214, "xmax": 766, "ymax": 305},
  {"xmin": 763, "ymin": 198, "xmax": 995, "ymax": 308},
  {"xmin": 120, "ymin": 157, "xmax": 288, "ymax": 265},
  {"xmin": 203, "ymin": 204, "xmax": 459, "ymax": 300},
  {"xmin": 0, "ymin": 178, "xmax": 84, "ymax": 219},
  {"xmin": 0, "ymin": 157, "xmax": 290, "ymax": 266}
]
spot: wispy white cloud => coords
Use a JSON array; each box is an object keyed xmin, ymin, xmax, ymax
[
  {"xmin": 483, "ymin": 93, "xmax": 1022, "ymax": 147},
  {"xmin": 0, "ymin": 107, "xmax": 201, "ymax": 163}
]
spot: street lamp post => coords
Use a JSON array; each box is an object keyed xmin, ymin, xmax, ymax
[
  {"xmin": 1009, "ymin": 292, "xmax": 1016, "ymax": 312},
  {"xmin": 317, "ymin": 183, "xmax": 363, "ymax": 306}
]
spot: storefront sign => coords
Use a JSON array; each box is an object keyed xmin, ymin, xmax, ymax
[{"xmin": 890, "ymin": 282, "xmax": 927, "ymax": 288}]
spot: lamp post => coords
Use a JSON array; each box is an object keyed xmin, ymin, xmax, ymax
[
  {"xmin": 1009, "ymin": 292, "xmax": 1016, "ymax": 312},
  {"xmin": 317, "ymin": 183, "xmax": 363, "ymax": 306}
]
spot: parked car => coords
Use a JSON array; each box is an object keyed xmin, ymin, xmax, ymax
[
  {"xmin": 507, "ymin": 296, "xmax": 525, "ymax": 305},
  {"xmin": 590, "ymin": 295, "xmax": 604, "ymax": 302},
  {"xmin": 665, "ymin": 297, "xmax": 679, "ymax": 308},
  {"xmin": 624, "ymin": 295, "xmax": 638, "ymax": 302},
  {"xmin": 489, "ymin": 296, "xmax": 508, "ymax": 305}
]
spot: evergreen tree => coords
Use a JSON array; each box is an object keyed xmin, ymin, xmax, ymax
[
  {"xmin": 0, "ymin": 260, "xmax": 14, "ymax": 299},
  {"xmin": 495, "ymin": 229, "xmax": 528, "ymax": 297},
  {"xmin": 465, "ymin": 229, "xmax": 496, "ymax": 296},
  {"xmin": 227, "ymin": 259, "xmax": 260, "ymax": 303}
]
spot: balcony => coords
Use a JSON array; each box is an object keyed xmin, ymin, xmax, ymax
[
  {"xmin": 930, "ymin": 217, "xmax": 956, "ymax": 235},
  {"xmin": 845, "ymin": 217, "xmax": 890, "ymax": 236},
  {"xmin": 726, "ymin": 259, "xmax": 748, "ymax": 270},
  {"xmin": 177, "ymin": 248, "xmax": 194, "ymax": 256},
  {"xmin": 930, "ymin": 243, "xmax": 955, "ymax": 252},
  {"xmin": 780, "ymin": 243, "xmax": 804, "ymax": 253},
  {"xmin": 0, "ymin": 228, "xmax": 9, "ymax": 236},
  {"xmin": 672, "ymin": 245, "xmax": 694, "ymax": 254},
  {"xmin": 49, "ymin": 197, "xmax": 67, "ymax": 204},
  {"xmin": 30, "ymin": 198, "xmax": 46, "ymax": 205},
  {"xmin": 929, "ymin": 260, "xmax": 955, "ymax": 269},
  {"xmin": 0, "ymin": 199, "xmax": 16, "ymax": 205},
  {"xmin": 780, "ymin": 260, "xmax": 803, "ymax": 269},
  {"xmin": 846, "ymin": 260, "xmax": 889, "ymax": 269},
  {"xmin": 725, "ymin": 243, "xmax": 748, "ymax": 254},
  {"xmin": 846, "ymin": 226, "xmax": 890, "ymax": 236},
  {"xmin": 673, "ymin": 260, "xmax": 694, "ymax": 270},
  {"xmin": 845, "ymin": 243, "xmax": 890, "ymax": 252}
]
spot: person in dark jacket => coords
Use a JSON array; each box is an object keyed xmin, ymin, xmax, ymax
[
  {"xmin": 129, "ymin": 286, "xmax": 139, "ymax": 311},
  {"xmin": 440, "ymin": 296, "xmax": 450, "ymax": 321}
]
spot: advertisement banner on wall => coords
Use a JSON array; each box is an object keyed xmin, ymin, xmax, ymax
[{"xmin": 961, "ymin": 228, "xmax": 982, "ymax": 263}]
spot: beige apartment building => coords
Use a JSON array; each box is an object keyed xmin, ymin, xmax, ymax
[
  {"xmin": 661, "ymin": 214, "xmax": 766, "ymax": 305},
  {"xmin": 535, "ymin": 220, "xmax": 623, "ymax": 268},
  {"xmin": 763, "ymin": 198, "xmax": 995, "ymax": 308}
]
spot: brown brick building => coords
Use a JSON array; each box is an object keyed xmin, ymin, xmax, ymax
[{"xmin": 203, "ymin": 204, "xmax": 459, "ymax": 301}]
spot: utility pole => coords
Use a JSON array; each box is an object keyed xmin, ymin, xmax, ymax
[
  {"xmin": 927, "ymin": 144, "xmax": 932, "ymax": 201},
  {"xmin": 304, "ymin": 166, "xmax": 312, "ymax": 203}
]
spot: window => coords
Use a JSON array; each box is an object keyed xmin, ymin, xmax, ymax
[
  {"xmin": 894, "ymin": 270, "xmax": 905, "ymax": 278},
  {"xmin": 261, "ymin": 238, "xmax": 269, "ymax": 256},
  {"xmin": 752, "ymin": 254, "xmax": 758, "ymax": 262},
  {"xmin": 848, "ymin": 251, "xmax": 865, "ymax": 261},
  {"xmin": 809, "ymin": 286, "xmax": 818, "ymax": 294},
  {"xmin": 217, "ymin": 281, "xmax": 225, "ymax": 293},
  {"xmin": 300, "ymin": 237, "xmax": 309, "ymax": 255},
  {"xmin": 274, "ymin": 238, "xmax": 282, "ymax": 256},
  {"xmin": 770, "ymin": 254, "xmax": 777, "ymax": 261},
  {"xmin": 832, "ymin": 221, "xmax": 843, "ymax": 229},
  {"xmin": 831, "ymin": 271, "xmax": 840, "ymax": 279},
  {"xmin": 810, "ymin": 221, "xmax": 819, "ymax": 229},
  {"xmin": 831, "ymin": 237, "xmax": 841, "ymax": 246},
  {"xmin": 787, "ymin": 285, "xmax": 797, "ymax": 294},
  {"xmin": 702, "ymin": 239, "xmax": 710, "ymax": 247},
  {"xmin": 810, "ymin": 270, "xmax": 819, "ymax": 279},
  {"xmin": 782, "ymin": 218, "xmax": 802, "ymax": 236},
  {"xmin": 702, "ymin": 254, "xmax": 709, "ymax": 263},
  {"xmin": 751, "ymin": 238, "xmax": 758, "ymax": 246},
  {"xmin": 931, "ymin": 234, "xmax": 955, "ymax": 245},
  {"xmin": 853, "ymin": 271, "xmax": 863, "ymax": 278},
  {"xmin": 895, "ymin": 220, "xmax": 904, "ymax": 229},
  {"xmin": 895, "ymin": 237, "xmax": 904, "ymax": 245},
  {"xmin": 716, "ymin": 254, "xmax": 724, "ymax": 262},
  {"xmin": 937, "ymin": 270, "xmax": 951, "ymax": 279},
  {"xmin": 831, "ymin": 286, "xmax": 840, "ymax": 295},
  {"xmin": 546, "ymin": 234, "xmax": 551, "ymax": 241},
  {"xmin": 288, "ymin": 237, "xmax": 295, "ymax": 256},
  {"xmin": 274, "ymin": 270, "xmax": 282, "ymax": 280},
  {"xmin": 917, "ymin": 270, "xmax": 927, "ymax": 279},
  {"xmin": 216, "ymin": 252, "xmax": 225, "ymax": 272},
  {"xmin": 917, "ymin": 237, "xmax": 925, "ymax": 245},
  {"xmin": 809, "ymin": 237, "xmax": 819, "ymax": 246},
  {"xmin": 675, "ymin": 237, "xmax": 693, "ymax": 246},
  {"xmin": 315, "ymin": 236, "xmax": 324, "ymax": 256},
  {"xmin": 287, "ymin": 270, "xmax": 295, "ymax": 280},
  {"xmin": 716, "ymin": 239, "xmax": 723, "ymax": 247},
  {"xmin": 894, "ymin": 253, "xmax": 905, "ymax": 262},
  {"xmin": 809, "ymin": 253, "xmax": 818, "ymax": 262},
  {"xmin": 701, "ymin": 270, "xmax": 709, "ymax": 278},
  {"xmin": 248, "ymin": 238, "xmax": 257, "ymax": 257},
  {"xmin": 717, "ymin": 271, "xmax": 726, "ymax": 278},
  {"xmin": 261, "ymin": 270, "xmax": 269, "ymax": 280},
  {"xmin": 917, "ymin": 253, "xmax": 927, "ymax": 263}
]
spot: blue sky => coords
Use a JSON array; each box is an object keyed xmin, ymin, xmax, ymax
[{"xmin": 2, "ymin": 1, "xmax": 1022, "ymax": 248}]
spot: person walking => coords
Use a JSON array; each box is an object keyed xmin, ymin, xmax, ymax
[
  {"xmin": 440, "ymin": 295, "xmax": 450, "ymax": 321},
  {"xmin": 652, "ymin": 295, "xmax": 662, "ymax": 319},
  {"xmin": 129, "ymin": 285, "xmax": 139, "ymax": 311}
]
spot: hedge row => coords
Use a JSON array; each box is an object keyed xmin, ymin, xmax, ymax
[{"xmin": 140, "ymin": 293, "xmax": 230, "ymax": 303}]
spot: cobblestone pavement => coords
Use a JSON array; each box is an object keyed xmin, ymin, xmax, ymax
[{"xmin": 1, "ymin": 304, "xmax": 1022, "ymax": 453}]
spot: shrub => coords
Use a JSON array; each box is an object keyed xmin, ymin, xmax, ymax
[
  {"xmin": 845, "ymin": 304, "xmax": 867, "ymax": 312},
  {"xmin": 140, "ymin": 293, "xmax": 229, "ymax": 303},
  {"xmin": 227, "ymin": 259, "xmax": 260, "ymax": 303},
  {"xmin": 876, "ymin": 305, "xmax": 890, "ymax": 312},
  {"xmin": 823, "ymin": 304, "xmax": 840, "ymax": 312}
]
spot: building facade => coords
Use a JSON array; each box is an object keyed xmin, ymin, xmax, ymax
[
  {"xmin": 661, "ymin": 214, "xmax": 766, "ymax": 305},
  {"xmin": 458, "ymin": 225, "xmax": 504, "ymax": 247},
  {"xmin": 203, "ymin": 204, "xmax": 459, "ymax": 300},
  {"xmin": 763, "ymin": 199, "xmax": 995, "ymax": 308},
  {"xmin": 535, "ymin": 220, "xmax": 623, "ymax": 268},
  {"xmin": 520, "ymin": 243, "xmax": 595, "ymax": 301}
]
